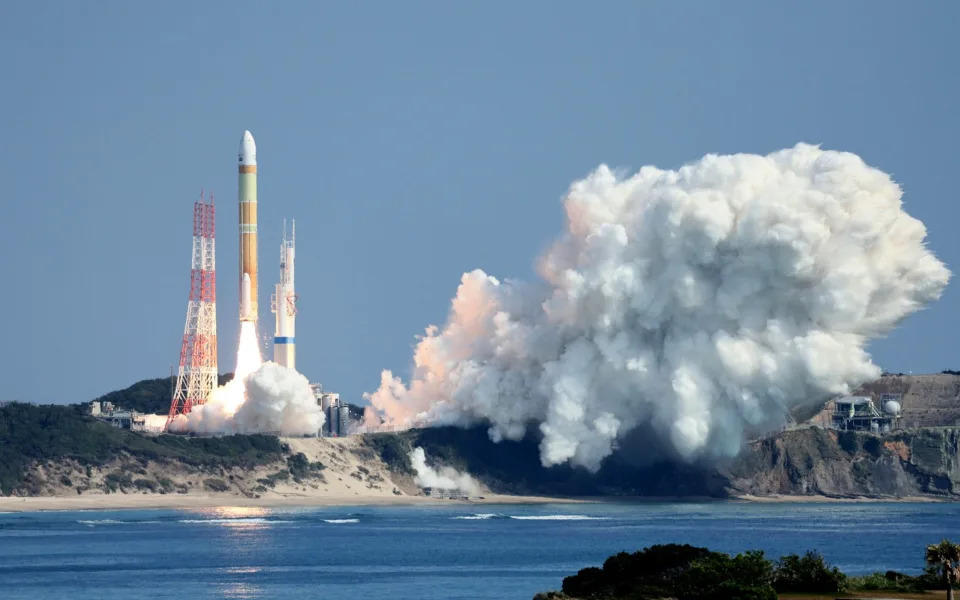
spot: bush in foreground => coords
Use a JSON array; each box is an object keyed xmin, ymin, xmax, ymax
[
  {"xmin": 773, "ymin": 550, "xmax": 847, "ymax": 593},
  {"xmin": 560, "ymin": 544, "xmax": 776, "ymax": 600}
]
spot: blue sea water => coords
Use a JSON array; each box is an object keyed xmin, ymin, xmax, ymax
[{"xmin": 0, "ymin": 501, "xmax": 957, "ymax": 599}]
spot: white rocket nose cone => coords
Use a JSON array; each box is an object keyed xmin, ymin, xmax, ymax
[{"xmin": 239, "ymin": 130, "xmax": 257, "ymax": 166}]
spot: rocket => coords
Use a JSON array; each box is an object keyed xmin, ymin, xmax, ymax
[
  {"xmin": 240, "ymin": 273, "xmax": 254, "ymax": 321},
  {"xmin": 238, "ymin": 130, "xmax": 258, "ymax": 322},
  {"xmin": 271, "ymin": 221, "xmax": 296, "ymax": 369}
]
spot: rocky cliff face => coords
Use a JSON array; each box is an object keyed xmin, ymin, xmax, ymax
[
  {"xmin": 854, "ymin": 374, "xmax": 960, "ymax": 427},
  {"xmin": 725, "ymin": 427, "xmax": 960, "ymax": 498},
  {"xmin": 373, "ymin": 425, "xmax": 960, "ymax": 500}
]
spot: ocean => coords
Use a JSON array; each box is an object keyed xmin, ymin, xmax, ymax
[{"xmin": 1, "ymin": 501, "xmax": 957, "ymax": 599}]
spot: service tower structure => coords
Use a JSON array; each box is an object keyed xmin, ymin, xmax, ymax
[
  {"xmin": 238, "ymin": 130, "xmax": 258, "ymax": 322},
  {"xmin": 271, "ymin": 221, "xmax": 297, "ymax": 369}
]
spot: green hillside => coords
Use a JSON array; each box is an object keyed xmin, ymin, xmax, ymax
[{"xmin": 0, "ymin": 402, "xmax": 283, "ymax": 495}]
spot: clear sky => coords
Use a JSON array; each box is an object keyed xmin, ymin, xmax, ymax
[{"xmin": 1, "ymin": 2, "xmax": 957, "ymax": 405}]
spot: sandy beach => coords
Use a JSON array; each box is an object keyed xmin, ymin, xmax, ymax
[
  {"xmin": 0, "ymin": 491, "xmax": 943, "ymax": 513},
  {"xmin": 0, "ymin": 492, "xmax": 583, "ymax": 513}
]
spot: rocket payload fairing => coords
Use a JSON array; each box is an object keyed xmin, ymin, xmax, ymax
[{"xmin": 238, "ymin": 131, "xmax": 258, "ymax": 322}]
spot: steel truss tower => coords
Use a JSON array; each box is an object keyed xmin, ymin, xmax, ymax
[{"xmin": 167, "ymin": 192, "xmax": 218, "ymax": 427}]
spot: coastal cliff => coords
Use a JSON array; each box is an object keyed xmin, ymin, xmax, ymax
[
  {"xmin": 725, "ymin": 427, "xmax": 960, "ymax": 498},
  {"xmin": 5, "ymin": 397, "xmax": 960, "ymax": 501}
]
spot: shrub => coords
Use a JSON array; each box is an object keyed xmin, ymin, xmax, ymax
[
  {"xmin": 203, "ymin": 478, "xmax": 229, "ymax": 492},
  {"xmin": 561, "ymin": 544, "xmax": 776, "ymax": 600},
  {"xmin": 837, "ymin": 431, "xmax": 859, "ymax": 454},
  {"xmin": 366, "ymin": 434, "xmax": 413, "ymax": 474},
  {"xmin": 105, "ymin": 472, "xmax": 133, "ymax": 491},
  {"xmin": 258, "ymin": 470, "xmax": 290, "ymax": 487},
  {"xmin": 133, "ymin": 478, "xmax": 157, "ymax": 492},
  {"xmin": 863, "ymin": 436, "xmax": 883, "ymax": 457},
  {"xmin": 848, "ymin": 571, "xmax": 927, "ymax": 592},
  {"xmin": 773, "ymin": 551, "xmax": 847, "ymax": 593}
]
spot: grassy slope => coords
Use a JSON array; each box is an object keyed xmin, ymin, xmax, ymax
[{"xmin": 0, "ymin": 402, "xmax": 284, "ymax": 495}]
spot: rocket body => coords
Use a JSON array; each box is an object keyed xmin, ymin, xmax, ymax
[
  {"xmin": 272, "ymin": 223, "xmax": 296, "ymax": 369},
  {"xmin": 238, "ymin": 131, "xmax": 258, "ymax": 322}
]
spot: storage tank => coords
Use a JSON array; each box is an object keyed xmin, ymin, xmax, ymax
[
  {"xmin": 884, "ymin": 400, "xmax": 902, "ymax": 416},
  {"xmin": 338, "ymin": 405, "xmax": 351, "ymax": 436},
  {"xmin": 327, "ymin": 406, "xmax": 339, "ymax": 436},
  {"xmin": 321, "ymin": 393, "xmax": 340, "ymax": 411}
]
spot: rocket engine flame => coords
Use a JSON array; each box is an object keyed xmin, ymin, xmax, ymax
[{"xmin": 364, "ymin": 143, "xmax": 950, "ymax": 471}]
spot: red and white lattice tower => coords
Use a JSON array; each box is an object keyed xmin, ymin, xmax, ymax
[{"xmin": 167, "ymin": 192, "xmax": 218, "ymax": 427}]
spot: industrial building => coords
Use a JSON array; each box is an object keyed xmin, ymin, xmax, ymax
[
  {"xmin": 311, "ymin": 385, "xmax": 355, "ymax": 437},
  {"xmin": 90, "ymin": 401, "xmax": 149, "ymax": 431},
  {"xmin": 831, "ymin": 395, "xmax": 902, "ymax": 433}
]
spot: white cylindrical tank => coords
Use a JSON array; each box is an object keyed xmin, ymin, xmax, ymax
[
  {"xmin": 884, "ymin": 400, "xmax": 902, "ymax": 415},
  {"xmin": 321, "ymin": 393, "xmax": 339, "ymax": 411}
]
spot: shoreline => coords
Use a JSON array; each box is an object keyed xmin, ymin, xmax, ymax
[
  {"xmin": 0, "ymin": 492, "xmax": 586, "ymax": 513},
  {"xmin": 0, "ymin": 492, "xmax": 947, "ymax": 513}
]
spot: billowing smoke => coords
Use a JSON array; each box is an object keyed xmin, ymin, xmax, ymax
[
  {"xmin": 409, "ymin": 447, "xmax": 481, "ymax": 495},
  {"xmin": 170, "ymin": 322, "xmax": 323, "ymax": 436},
  {"xmin": 366, "ymin": 144, "xmax": 950, "ymax": 471},
  {"xmin": 180, "ymin": 362, "xmax": 323, "ymax": 435}
]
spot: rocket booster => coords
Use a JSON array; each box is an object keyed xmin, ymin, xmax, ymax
[
  {"xmin": 238, "ymin": 130, "xmax": 258, "ymax": 323},
  {"xmin": 240, "ymin": 273, "xmax": 254, "ymax": 321}
]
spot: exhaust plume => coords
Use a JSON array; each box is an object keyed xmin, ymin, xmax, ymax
[
  {"xmin": 409, "ymin": 447, "xmax": 481, "ymax": 495},
  {"xmin": 366, "ymin": 144, "xmax": 950, "ymax": 470},
  {"xmin": 171, "ymin": 322, "xmax": 323, "ymax": 435}
]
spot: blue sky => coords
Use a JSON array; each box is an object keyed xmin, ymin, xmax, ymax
[{"xmin": 1, "ymin": 2, "xmax": 957, "ymax": 405}]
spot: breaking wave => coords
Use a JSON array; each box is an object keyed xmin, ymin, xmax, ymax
[{"xmin": 323, "ymin": 518, "xmax": 360, "ymax": 524}]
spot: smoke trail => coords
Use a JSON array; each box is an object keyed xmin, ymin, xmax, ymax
[
  {"xmin": 409, "ymin": 447, "xmax": 481, "ymax": 495},
  {"xmin": 172, "ymin": 322, "xmax": 323, "ymax": 435},
  {"xmin": 366, "ymin": 144, "xmax": 950, "ymax": 470}
]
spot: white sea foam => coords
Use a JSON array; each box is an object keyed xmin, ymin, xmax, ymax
[
  {"xmin": 77, "ymin": 519, "xmax": 123, "ymax": 526},
  {"xmin": 453, "ymin": 513, "xmax": 504, "ymax": 520},
  {"xmin": 509, "ymin": 515, "xmax": 608, "ymax": 521},
  {"xmin": 323, "ymin": 518, "xmax": 359, "ymax": 524}
]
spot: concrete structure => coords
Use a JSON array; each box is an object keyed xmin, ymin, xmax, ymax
[
  {"xmin": 831, "ymin": 396, "xmax": 899, "ymax": 433},
  {"xmin": 271, "ymin": 221, "xmax": 297, "ymax": 368},
  {"xmin": 238, "ymin": 130, "xmax": 258, "ymax": 323}
]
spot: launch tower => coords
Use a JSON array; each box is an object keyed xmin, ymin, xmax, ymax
[
  {"xmin": 271, "ymin": 220, "xmax": 297, "ymax": 369},
  {"xmin": 167, "ymin": 192, "xmax": 218, "ymax": 426}
]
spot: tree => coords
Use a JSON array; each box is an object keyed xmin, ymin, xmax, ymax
[
  {"xmin": 773, "ymin": 551, "xmax": 847, "ymax": 593},
  {"xmin": 925, "ymin": 539, "xmax": 960, "ymax": 600}
]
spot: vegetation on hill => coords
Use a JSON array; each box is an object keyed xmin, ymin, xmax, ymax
[
  {"xmin": 92, "ymin": 374, "xmax": 234, "ymax": 415},
  {"xmin": 0, "ymin": 402, "xmax": 283, "ymax": 495},
  {"xmin": 91, "ymin": 374, "xmax": 365, "ymax": 419},
  {"xmin": 535, "ymin": 542, "xmax": 950, "ymax": 600}
]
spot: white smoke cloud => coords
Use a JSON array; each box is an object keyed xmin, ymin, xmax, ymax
[
  {"xmin": 409, "ymin": 447, "xmax": 481, "ymax": 495},
  {"xmin": 366, "ymin": 144, "xmax": 950, "ymax": 471},
  {"xmin": 175, "ymin": 362, "xmax": 324, "ymax": 436}
]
